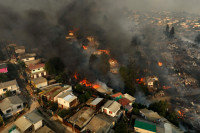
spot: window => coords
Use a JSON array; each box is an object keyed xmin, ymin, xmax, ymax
[
  {"xmin": 28, "ymin": 127, "xmax": 32, "ymax": 131},
  {"xmin": 38, "ymin": 68, "xmax": 40, "ymax": 70},
  {"xmin": 3, "ymin": 88, "xmax": 7, "ymax": 91},
  {"xmin": 6, "ymin": 109, "xmax": 11, "ymax": 113},
  {"xmin": 26, "ymin": 58, "xmax": 29, "ymax": 60},
  {"xmin": 17, "ymin": 105, "xmax": 22, "ymax": 109},
  {"xmin": 33, "ymin": 70, "xmax": 35, "ymax": 72}
]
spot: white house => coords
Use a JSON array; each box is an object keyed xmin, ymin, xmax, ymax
[
  {"xmin": 101, "ymin": 100, "xmax": 121, "ymax": 117},
  {"xmin": 57, "ymin": 92, "xmax": 78, "ymax": 109},
  {"xmin": 0, "ymin": 79, "xmax": 20, "ymax": 96},
  {"xmin": 0, "ymin": 95, "xmax": 24, "ymax": 118},
  {"xmin": 31, "ymin": 77, "xmax": 48, "ymax": 88},
  {"xmin": 15, "ymin": 46, "xmax": 25, "ymax": 54},
  {"xmin": 15, "ymin": 109, "xmax": 43, "ymax": 132},
  {"xmin": 27, "ymin": 63, "xmax": 46, "ymax": 79}
]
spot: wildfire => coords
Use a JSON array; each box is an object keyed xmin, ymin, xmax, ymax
[
  {"xmin": 158, "ymin": 62, "xmax": 163, "ymax": 67},
  {"xmin": 98, "ymin": 49, "xmax": 110, "ymax": 55},
  {"xmin": 80, "ymin": 79, "xmax": 100, "ymax": 89},
  {"xmin": 82, "ymin": 45, "xmax": 88, "ymax": 50},
  {"xmin": 136, "ymin": 78, "xmax": 145, "ymax": 84},
  {"xmin": 177, "ymin": 110, "xmax": 185, "ymax": 119},
  {"xmin": 162, "ymin": 86, "xmax": 171, "ymax": 90},
  {"xmin": 74, "ymin": 72, "xmax": 78, "ymax": 80}
]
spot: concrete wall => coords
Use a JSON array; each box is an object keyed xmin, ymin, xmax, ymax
[
  {"xmin": 0, "ymin": 84, "xmax": 20, "ymax": 95},
  {"xmin": 34, "ymin": 120, "xmax": 43, "ymax": 131}
]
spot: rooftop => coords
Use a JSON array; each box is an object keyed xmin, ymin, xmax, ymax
[
  {"xmin": 0, "ymin": 79, "xmax": 18, "ymax": 89},
  {"xmin": 15, "ymin": 116, "xmax": 32, "ymax": 132},
  {"xmin": 68, "ymin": 107, "xmax": 95, "ymax": 129},
  {"xmin": 118, "ymin": 98, "xmax": 131, "ymax": 107},
  {"xmin": 28, "ymin": 63, "xmax": 45, "ymax": 70},
  {"xmin": 134, "ymin": 119, "xmax": 156, "ymax": 132},
  {"xmin": 31, "ymin": 77, "xmax": 47, "ymax": 85},
  {"xmin": 24, "ymin": 110, "xmax": 43, "ymax": 124},
  {"xmin": 123, "ymin": 93, "xmax": 136, "ymax": 102},
  {"xmin": 0, "ymin": 95, "xmax": 24, "ymax": 111},
  {"xmin": 90, "ymin": 98, "xmax": 103, "ymax": 106},
  {"xmin": 111, "ymin": 92, "xmax": 123, "ymax": 98},
  {"xmin": 63, "ymin": 93, "xmax": 77, "ymax": 103},
  {"xmin": 84, "ymin": 114, "xmax": 117, "ymax": 133},
  {"xmin": 35, "ymin": 125, "xmax": 55, "ymax": 133},
  {"xmin": 103, "ymin": 100, "xmax": 121, "ymax": 113}
]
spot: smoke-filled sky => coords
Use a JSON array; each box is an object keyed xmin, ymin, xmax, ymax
[{"xmin": 0, "ymin": 0, "xmax": 199, "ymax": 87}]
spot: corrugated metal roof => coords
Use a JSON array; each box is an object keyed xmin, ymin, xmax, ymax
[
  {"xmin": 32, "ymin": 77, "xmax": 47, "ymax": 85},
  {"xmin": 90, "ymin": 98, "xmax": 103, "ymax": 106},
  {"xmin": 63, "ymin": 93, "xmax": 77, "ymax": 103},
  {"xmin": 15, "ymin": 116, "xmax": 32, "ymax": 132},
  {"xmin": 103, "ymin": 100, "xmax": 121, "ymax": 113}
]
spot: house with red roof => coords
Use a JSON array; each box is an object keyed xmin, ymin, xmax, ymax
[
  {"xmin": 111, "ymin": 92, "xmax": 123, "ymax": 101},
  {"xmin": 0, "ymin": 63, "xmax": 8, "ymax": 73},
  {"xmin": 26, "ymin": 63, "xmax": 46, "ymax": 79}
]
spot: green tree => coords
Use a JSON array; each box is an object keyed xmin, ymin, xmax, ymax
[
  {"xmin": 45, "ymin": 57, "xmax": 65, "ymax": 75},
  {"xmin": 149, "ymin": 101, "xmax": 168, "ymax": 116},
  {"xmin": 169, "ymin": 27, "xmax": 175, "ymax": 38},
  {"xmin": 115, "ymin": 119, "xmax": 128, "ymax": 133},
  {"xmin": 195, "ymin": 33, "xmax": 200, "ymax": 44},
  {"xmin": 55, "ymin": 72, "xmax": 68, "ymax": 84},
  {"xmin": 0, "ymin": 73, "xmax": 8, "ymax": 82},
  {"xmin": 5, "ymin": 90, "xmax": 12, "ymax": 97},
  {"xmin": 0, "ymin": 115, "xmax": 4, "ymax": 126},
  {"xmin": 50, "ymin": 102, "xmax": 58, "ymax": 112},
  {"xmin": 166, "ymin": 24, "xmax": 169, "ymax": 33},
  {"xmin": 57, "ymin": 109, "xmax": 71, "ymax": 118},
  {"xmin": 98, "ymin": 53, "xmax": 110, "ymax": 75},
  {"xmin": 17, "ymin": 61, "xmax": 26, "ymax": 70},
  {"xmin": 165, "ymin": 111, "xmax": 178, "ymax": 126}
]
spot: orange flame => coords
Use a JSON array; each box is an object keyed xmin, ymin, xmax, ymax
[
  {"xmin": 177, "ymin": 110, "xmax": 185, "ymax": 119},
  {"xmin": 162, "ymin": 86, "xmax": 171, "ymax": 90},
  {"xmin": 82, "ymin": 45, "xmax": 88, "ymax": 50},
  {"xmin": 158, "ymin": 62, "xmax": 163, "ymax": 67},
  {"xmin": 80, "ymin": 79, "xmax": 100, "ymax": 89},
  {"xmin": 98, "ymin": 49, "xmax": 110, "ymax": 55},
  {"xmin": 136, "ymin": 78, "xmax": 145, "ymax": 84},
  {"xmin": 74, "ymin": 72, "xmax": 78, "ymax": 80}
]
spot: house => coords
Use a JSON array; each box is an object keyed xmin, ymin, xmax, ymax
[
  {"xmin": 134, "ymin": 119, "xmax": 157, "ymax": 133},
  {"xmin": 0, "ymin": 79, "xmax": 20, "ymax": 96},
  {"xmin": 0, "ymin": 63, "xmax": 8, "ymax": 73},
  {"xmin": 86, "ymin": 97, "xmax": 104, "ymax": 109},
  {"xmin": 123, "ymin": 93, "xmax": 136, "ymax": 104},
  {"xmin": 15, "ymin": 109, "xmax": 43, "ymax": 133},
  {"xmin": 26, "ymin": 63, "xmax": 46, "ymax": 79},
  {"xmin": 118, "ymin": 98, "xmax": 132, "ymax": 107},
  {"xmin": 20, "ymin": 55, "xmax": 35, "ymax": 62},
  {"xmin": 35, "ymin": 125, "xmax": 55, "ymax": 133},
  {"xmin": 139, "ymin": 108, "xmax": 161, "ymax": 122},
  {"xmin": 15, "ymin": 46, "xmax": 25, "ymax": 54},
  {"xmin": 0, "ymin": 95, "xmax": 24, "ymax": 118},
  {"xmin": 101, "ymin": 100, "xmax": 121, "ymax": 117},
  {"xmin": 31, "ymin": 77, "xmax": 48, "ymax": 88},
  {"xmin": 82, "ymin": 114, "xmax": 117, "ymax": 133},
  {"xmin": 111, "ymin": 92, "xmax": 123, "ymax": 101},
  {"xmin": 68, "ymin": 107, "xmax": 95, "ymax": 129},
  {"xmin": 57, "ymin": 92, "xmax": 78, "ymax": 109},
  {"xmin": 146, "ymin": 76, "xmax": 158, "ymax": 88},
  {"xmin": 39, "ymin": 84, "xmax": 71, "ymax": 102}
]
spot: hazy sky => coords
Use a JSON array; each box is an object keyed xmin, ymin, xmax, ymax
[{"xmin": 0, "ymin": 0, "xmax": 200, "ymax": 14}]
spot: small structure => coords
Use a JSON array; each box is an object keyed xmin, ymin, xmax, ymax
[
  {"xmin": 15, "ymin": 46, "xmax": 25, "ymax": 54},
  {"xmin": 139, "ymin": 108, "xmax": 161, "ymax": 122},
  {"xmin": 0, "ymin": 63, "xmax": 8, "ymax": 73},
  {"xmin": 134, "ymin": 119, "xmax": 157, "ymax": 133},
  {"xmin": 15, "ymin": 109, "xmax": 43, "ymax": 132},
  {"xmin": 31, "ymin": 77, "xmax": 48, "ymax": 88},
  {"xmin": 0, "ymin": 95, "xmax": 24, "ymax": 118},
  {"xmin": 0, "ymin": 79, "xmax": 20, "ymax": 96},
  {"xmin": 87, "ymin": 98, "xmax": 104, "ymax": 109},
  {"xmin": 35, "ymin": 125, "xmax": 55, "ymax": 133},
  {"xmin": 111, "ymin": 92, "xmax": 123, "ymax": 101},
  {"xmin": 82, "ymin": 114, "xmax": 117, "ymax": 133},
  {"xmin": 26, "ymin": 63, "xmax": 46, "ymax": 79},
  {"xmin": 123, "ymin": 93, "xmax": 136, "ymax": 103},
  {"xmin": 68, "ymin": 107, "xmax": 95, "ymax": 129},
  {"xmin": 101, "ymin": 100, "xmax": 121, "ymax": 117},
  {"xmin": 57, "ymin": 92, "xmax": 78, "ymax": 109}
]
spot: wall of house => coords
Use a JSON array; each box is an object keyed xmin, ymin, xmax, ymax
[
  {"xmin": 2, "ymin": 103, "xmax": 23, "ymax": 118},
  {"xmin": 34, "ymin": 120, "xmax": 43, "ymax": 131},
  {"xmin": 32, "ymin": 71, "xmax": 46, "ymax": 79},
  {"xmin": 31, "ymin": 67, "xmax": 44, "ymax": 74},
  {"xmin": 58, "ymin": 98, "xmax": 70, "ymax": 109},
  {"xmin": 102, "ymin": 107, "xmax": 118, "ymax": 117},
  {"xmin": 135, "ymin": 127, "xmax": 156, "ymax": 133},
  {"xmin": 22, "ymin": 57, "xmax": 35, "ymax": 62},
  {"xmin": 0, "ymin": 85, "xmax": 20, "ymax": 95}
]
